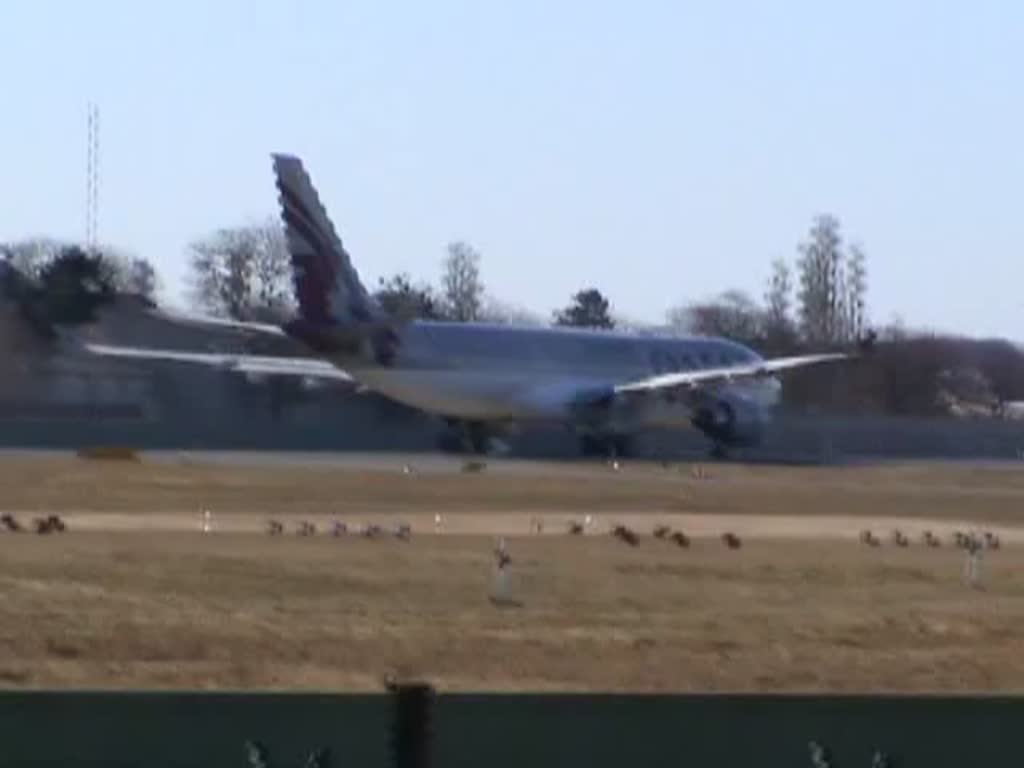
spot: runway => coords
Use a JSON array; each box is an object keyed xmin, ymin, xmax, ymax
[{"xmin": 5, "ymin": 445, "xmax": 1022, "ymax": 471}]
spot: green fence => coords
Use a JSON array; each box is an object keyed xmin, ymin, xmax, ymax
[{"xmin": 0, "ymin": 688, "xmax": 1020, "ymax": 767}]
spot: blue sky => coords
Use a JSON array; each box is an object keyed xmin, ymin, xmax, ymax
[{"xmin": 2, "ymin": 1, "xmax": 1022, "ymax": 337}]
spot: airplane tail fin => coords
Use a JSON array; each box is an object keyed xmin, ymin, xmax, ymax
[{"xmin": 271, "ymin": 153, "xmax": 386, "ymax": 329}]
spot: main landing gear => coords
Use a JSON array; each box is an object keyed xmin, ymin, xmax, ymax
[
  {"xmin": 709, "ymin": 442, "xmax": 730, "ymax": 460},
  {"xmin": 437, "ymin": 419, "xmax": 499, "ymax": 456}
]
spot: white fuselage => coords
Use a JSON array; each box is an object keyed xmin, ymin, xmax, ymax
[{"xmin": 336, "ymin": 321, "xmax": 782, "ymax": 433}]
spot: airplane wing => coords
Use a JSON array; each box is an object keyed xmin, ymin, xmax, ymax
[
  {"xmin": 82, "ymin": 299, "xmax": 313, "ymax": 359},
  {"xmin": 81, "ymin": 343, "xmax": 353, "ymax": 382},
  {"xmin": 142, "ymin": 307, "xmax": 288, "ymax": 338},
  {"xmin": 614, "ymin": 352, "xmax": 851, "ymax": 394}
]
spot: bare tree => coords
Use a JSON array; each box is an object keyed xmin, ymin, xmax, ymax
[
  {"xmin": 0, "ymin": 238, "xmax": 68, "ymax": 279},
  {"xmin": 611, "ymin": 314, "xmax": 657, "ymax": 334},
  {"xmin": 797, "ymin": 214, "xmax": 845, "ymax": 345},
  {"xmin": 844, "ymin": 242, "xmax": 868, "ymax": 342},
  {"xmin": 478, "ymin": 295, "xmax": 545, "ymax": 326},
  {"xmin": 763, "ymin": 257, "xmax": 797, "ymax": 351},
  {"xmin": 249, "ymin": 223, "xmax": 294, "ymax": 320},
  {"xmin": 121, "ymin": 257, "xmax": 158, "ymax": 299},
  {"xmin": 2, "ymin": 238, "xmax": 159, "ymax": 301},
  {"xmin": 440, "ymin": 241, "xmax": 484, "ymax": 322},
  {"xmin": 374, "ymin": 273, "xmax": 447, "ymax": 320},
  {"xmin": 877, "ymin": 313, "xmax": 908, "ymax": 342},
  {"xmin": 98, "ymin": 246, "xmax": 159, "ymax": 300},
  {"xmin": 186, "ymin": 218, "xmax": 294, "ymax": 321},
  {"xmin": 668, "ymin": 290, "xmax": 764, "ymax": 347},
  {"xmin": 2, "ymin": 246, "xmax": 118, "ymax": 338}
]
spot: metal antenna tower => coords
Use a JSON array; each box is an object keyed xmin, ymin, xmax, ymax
[{"xmin": 86, "ymin": 103, "xmax": 100, "ymax": 252}]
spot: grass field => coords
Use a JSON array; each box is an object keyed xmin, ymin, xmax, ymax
[
  {"xmin": 1, "ymin": 453, "xmax": 1023, "ymax": 692},
  {"xmin": 3, "ymin": 453, "xmax": 1024, "ymax": 520}
]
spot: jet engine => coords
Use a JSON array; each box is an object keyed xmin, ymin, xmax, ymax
[{"xmin": 690, "ymin": 392, "xmax": 768, "ymax": 447}]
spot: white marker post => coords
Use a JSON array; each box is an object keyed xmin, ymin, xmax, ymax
[
  {"xmin": 201, "ymin": 509, "xmax": 212, "ymax": 534},
  {"xmin": 491, "ymin": 568, "xmax": 512, "ymax": 602},
  {"xmin": 964, "ymin": 536, "xmax": 983, "ymax": 588},
  {"xmin": 489, "ymin": 537, "xmax": 518, "ymax": 606}
]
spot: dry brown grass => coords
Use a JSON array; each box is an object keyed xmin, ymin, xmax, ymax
[
  {"xmin": 3, "ymin": 454, "xmax": 1024, "ymax": 521},
  {"xmin": 1, "ymin": 454, "xmax": 1023, "ymax": 692},
  {"xmin": 1, "ymin": 533, "xmax": 1023, "ymax": 692}
]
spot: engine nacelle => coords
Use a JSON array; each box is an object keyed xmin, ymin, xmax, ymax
[{"xmin": 690, "ymin": 393, "xmax": 769, "ymax": 447}]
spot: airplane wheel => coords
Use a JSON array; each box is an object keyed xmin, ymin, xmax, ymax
[
  {"xmin": 709, "ymin": 443, "xmax": 730, "ymax": 460},
  {"xmin": 437, "ymin": 423, "xmax": 467, "ymax": 454},
  {"xmin": 437, "ymin": 420, "xmax": 494, "ymax": 455},
  {"xmin": 465, "ymin": 422, "xmax": 491, "ymax": 455}
]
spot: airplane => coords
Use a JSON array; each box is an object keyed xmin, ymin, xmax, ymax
[{"xmin": 78, "ymin": 153, "xmax": 854, "ymax": 458}]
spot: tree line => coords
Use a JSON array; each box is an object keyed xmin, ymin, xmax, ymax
[
  {"xmin": 669, "ymin": 214, "xmax": 869, "ymax": 355},
  {"xmin": 1, "ymin": 238, "xmax": 158, "ymax": 300},
  {"xmin": 167, "ymin": 217, "xmax": 618, "ymax": 330},
  {"xmin": 4, "ymin": 211, "xmax": 1023, "ymax": 417},
  {"xmin": 1, "ymin": 240, "xmax": 152, "ymax": 339}
]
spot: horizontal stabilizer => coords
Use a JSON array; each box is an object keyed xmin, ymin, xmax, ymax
[
  {"xmin": 146, "ymin": 308, "xmax": 287, "ymax": 337},
  {"xmin": 82, "ymin": 343, "xmax": 353, "ymax": 382}
]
